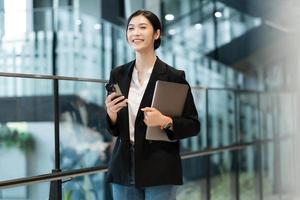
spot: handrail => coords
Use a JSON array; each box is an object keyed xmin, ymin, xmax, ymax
[
  {"xmin": 0, "ymin": 71, "xmax": 297, "ymax": 93},
  {"xmin": 0, "ymin": 72, "xmax": 298, "ymax": 94},
  {"xmin": 0, "ymin": 72, "xmax": 107, "ymax": 83},
  {"xmin": 0, "ymin": 71, "xmax": 264, "ymax": 92},
  {"xmin": 0, "ymin": 139, "xmax": 274, "ymax": 189},
  {"xmin": 0, "ymin": 166, "xmax": 108, "ymax": 189},
  {"xmin": 181, "ymin": 141, "xmax": 253, "ymax": 160}
]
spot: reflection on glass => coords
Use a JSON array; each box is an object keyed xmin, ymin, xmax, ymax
[
  {"xmin": 262, "ymin": 142, "xmax": 280, "ymax": 200},
  {"xmin": 239, "ymin": 146, "xmax": 260, "ymax": 200},
  {"xmin": 179, "ymin": 156, "xmax": 208, "ymax": 200},
  {"xmin": 59, "ymin": 81, "xmax": 112, "ymax": 200},
  {"xmin": 62, "ymin": 173, "xmax": 112, "ymax": 200},
  {"xmin": 59, "ymin": 81, "xmax": 112, "ymax": 171},
  {"xmin": 0, "ymin": 77, "xmax": 54, "ymax": 182},
  {"xmin": 0, "ymin": 182, "xmax": 50, "ymax": 200},
  {"xmin": 210, "ymin": 150, "xmax": 235, "ymax": 200}
]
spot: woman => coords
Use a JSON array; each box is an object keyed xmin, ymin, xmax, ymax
[{"xmin": 105, "ymin": 10, "xmax": 200, "ymax": 200}]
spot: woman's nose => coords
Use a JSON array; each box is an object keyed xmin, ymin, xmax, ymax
[{"xmin": 133, "ymin": 28, "xmax": 140, "ymax": 35}]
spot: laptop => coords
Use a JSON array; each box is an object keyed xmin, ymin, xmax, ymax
[{"xmin": 145, "ymin": 80, "xmax": 189, "ymax": 142}]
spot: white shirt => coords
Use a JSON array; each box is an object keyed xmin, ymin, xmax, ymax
[{"xmin": 128, "ymin": 66, "xmax": 154, "ymax": 143}]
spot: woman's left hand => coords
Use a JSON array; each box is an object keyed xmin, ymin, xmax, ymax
[{"xmin": 141, "ymin": 107, "xmax": 168, "ymax": 127}]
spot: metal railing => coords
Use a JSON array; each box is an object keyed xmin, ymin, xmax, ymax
[
  {"xmin": 0, "ymin": 71, "xmax": 273, "ymax": 200},
  {"xmin": 0, "ymin": 139, "xmax": 274, "ymax": 189}
]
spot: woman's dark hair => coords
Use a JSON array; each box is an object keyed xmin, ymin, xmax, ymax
[{"xmin": 126, "ymin": 10, "xmax": 162, "ymax": 50}]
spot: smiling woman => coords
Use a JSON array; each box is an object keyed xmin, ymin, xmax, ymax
[
  {"xmin": 126, "ymin": 15, "xmax": 160, "ymax": 53},
  {"xmin": 104, "ymin": 10, "xmax": 200, "ymax": 200},
  {"xmin": 126, "ymin": 10, "xmax": 162, "ymax": 52}
]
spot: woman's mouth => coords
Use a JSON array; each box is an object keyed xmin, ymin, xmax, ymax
[{"xmin": 133, "ymin": 39, "xmax": 144, "ymax": 43}]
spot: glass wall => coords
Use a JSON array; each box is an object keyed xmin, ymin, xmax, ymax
[
  {"xmin": 0, "ymin": 76, "xmax": 54, "ymax": 199},
  {"xmin": 0, "ymin": 182, "xmax": 50, "ymax": 200},
  {"xmin": 1, "ymin": 0, "xmax": 298, "ymax": 200},
  {"xmin": 162, "ymin": 0, "xmax": 261, "ymax": 53}
]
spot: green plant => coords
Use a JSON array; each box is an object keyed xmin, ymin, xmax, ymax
[
  {"xmin": 64, "ymin": 190, "xmax": 73, "ymax": 200},
  {"xmin": 0, "ymin": 125, "xmax": 34, "ymax": 152}
]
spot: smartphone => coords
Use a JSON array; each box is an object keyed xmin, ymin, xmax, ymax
[{"xmin": 105, "ymin": 83, "xmax": 123, "ymax": 97}]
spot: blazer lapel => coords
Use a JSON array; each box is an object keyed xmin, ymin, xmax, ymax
[
  {"xmin": 118, "ymin": 61, "xmax": 135, "ymax": 98},
  {"xmin": 114, "ymin": 61, "xmax": 134, "ymax": 142},
  {"xmin": 135, "ymin": 57, "xmax": 167, "ymax": 120}
]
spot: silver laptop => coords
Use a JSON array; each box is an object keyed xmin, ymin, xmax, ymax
[{"xmin": 145, "ymin": 80, "xmax": 188, "ymax": 142}]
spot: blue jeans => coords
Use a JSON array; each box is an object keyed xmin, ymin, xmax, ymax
[{"xmin": 111, "ymin": 183, "xmax": 177, "ymax": 200}]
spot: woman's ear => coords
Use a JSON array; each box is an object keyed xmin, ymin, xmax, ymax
[{"xmin": 154, "ymin": 29, "xmax": 161, "ymax": 40}]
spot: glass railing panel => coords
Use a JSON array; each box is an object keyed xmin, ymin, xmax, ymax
[
  {"xmin": 59, "ymin": 80, "xmax": 111, "ymax": 170},
  {"xmin": 0, "ymin": 181, "xmax": 50, "ymax": 200},
  {"xmin": 179, "ymin": 156, "xmax": 209, "ymax": 200},
  {"xmin": 259, "ymin": 137, "xmax": 295, "ymax": 200},
  {"xmin": 279, "ymin": 137, "xmax": 296, "ymax": 198},
  {"xmin": 62, "ymin": 173, "xmax": 112, "ymax": 200},
  {"xmin": 210, "ymin": 150, "xmax": 236, "ymax": 199},
  {"xmin": 0, "ymin": 77, "xmax": 54, "ymax": 180},
  {"xmin": 239, "ymin": 146, "xmax": 260, "ymax": 200},
  {"xmin": 261, "ymin": 141, "xmax": 279, "ymax": 200}
]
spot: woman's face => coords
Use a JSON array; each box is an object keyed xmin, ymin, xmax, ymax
[{"xmin": 127, "ymin": 15, "xmax": 160, "ymax": 53}]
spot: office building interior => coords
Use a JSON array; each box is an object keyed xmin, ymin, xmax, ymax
[{"xmin": 0, "ymin": 0, "xmax": 299, "ymax": 199}]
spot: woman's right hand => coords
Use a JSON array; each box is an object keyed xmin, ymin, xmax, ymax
[{"xmin": 105, "ymin": 92, "xmax": 128, "ymax": 125}]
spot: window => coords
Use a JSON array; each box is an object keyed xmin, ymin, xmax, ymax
[{"xmin": 4, "ymin": 0, "xmax": 28, "ymax": 39}]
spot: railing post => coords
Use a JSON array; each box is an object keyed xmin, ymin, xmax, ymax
[
  {"xmin": 256, "ymin": 92, "xmax": 263, "ymax": 200},
  {"xmin": 233, "ymin": 90, "xmax": 240, "ymax": 200},
  {"xmin": 49, "ymin": 1, "xmax": 62, "ymax": 199},
  {"xmin": 205, "ymin": 88, "xmax": 211, "ymax": 200}
]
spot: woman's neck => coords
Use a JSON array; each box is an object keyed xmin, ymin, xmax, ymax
[{"xmin": 135, "ymin": 51, "xmax": 157, "ymax": 72}]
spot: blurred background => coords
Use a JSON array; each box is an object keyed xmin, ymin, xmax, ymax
[{"xmin": 0, "ymin": 0, "xmax": 299, "ymax": 199}]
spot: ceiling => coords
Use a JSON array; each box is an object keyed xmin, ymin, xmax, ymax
[{"xmin": 207, "ymin": 0, "xmax": 300, "ymax": 74}]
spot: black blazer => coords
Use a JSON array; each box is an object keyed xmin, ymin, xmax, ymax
[{"xmin": 106, "ymin": 57, "xmax": 200, "ymax": 187}]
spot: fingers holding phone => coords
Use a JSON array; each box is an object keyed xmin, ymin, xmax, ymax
[
  {"xmin": 106, "ymin": 83, "xmax": 123, "ymax": 97},
  {"xmin": 106, "ymin": 93, "xmax": 128, "ymax": 113},
  {"xmin": 105, "ymin": 83, "xmax": 128, "ymax": 114}
]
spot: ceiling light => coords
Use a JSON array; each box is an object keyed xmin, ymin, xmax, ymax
[
  {"xmin": 214, "ymin": 11, "xmax": 222, "ymax": 18},
  {"xmin": 168, "ymin": 29, "xmax": 176, "ymax": 35},
  {"xmin": 165, "ymin": 14, "xmax": 175, "ymax": 21},
  {"xmin": 94, "ymin": 23, "xmax": 101, "ymax": 30},
  {"xmin": 76, "ymin": 19, "xmax": 82, "ymax": 25},
  {"xmin": 194, "ymin": 23, "xmax": 202, "ymax": 30}
]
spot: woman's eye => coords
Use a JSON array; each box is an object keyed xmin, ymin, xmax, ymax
[
  {"xmin": 140, "ymin": 26, "xmax": 146, "ymax": 29},
  {"xmin": 128, "ymin": 27, "xmax": 134, "ymax": 31}
]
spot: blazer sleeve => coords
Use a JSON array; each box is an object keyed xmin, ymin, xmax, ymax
[
  {"xmin": 167, "ymin": 71, "xmax": 200, "ymax": 140},
  {"xmin": 105, "ymin": 70, "xmax": 121, "ymax": 137}
]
